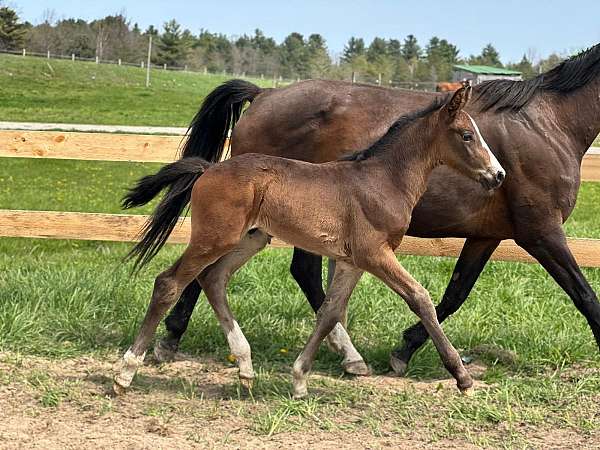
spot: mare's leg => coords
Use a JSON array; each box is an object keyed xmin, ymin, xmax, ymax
[
  {"xmin": 290, "ymin": 248, "xmax": 326, "ymax": 310},
  {"xmin": 292, "ymin": 261, "xmax": 363, "ymax": 398},
  {"xmin": 197, "ymin": 230, "xmax": 270, "ymax": 387},
  {"xmin": 517, "ymin": 228, "xmax": 600, "ymax": 347},
  {"xmin": 291, "ymin": 249, "xmax": 368, "ymax": 375},
  {"xmin": 391, "ymin": 238, "xmax": 500, "ymax": 375},
  {"xmin": 364, "ymin": 249, "xmax": 472, "ymax": 392},
  {"xmin": 155, "ymin": 281, "xmax": 202, "ymax": 362},
  {"xmin": 113, "ymin": 240, "xmax": 237, "ymax": 394}
]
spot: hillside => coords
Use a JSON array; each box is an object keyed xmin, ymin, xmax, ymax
[{"xmin": 0, "ymin": 54, "xmax": 271, "ymax": 126}]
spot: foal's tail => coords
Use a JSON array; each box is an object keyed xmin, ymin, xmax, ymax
[
  {"xmin": 122, "ymin": 157, "xmax": 211, "ymax": 272},
  {"xmin": 179, "ymin": 79, "xmax": 262, "ymax": 162}
]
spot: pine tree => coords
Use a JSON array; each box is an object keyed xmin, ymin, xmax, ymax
[
  {"xmin": 0, "ymin": 6, "xmax": 26, "ymax": 51},
  {"xmin": 470, "ymin": 43, "xmax": 502, "ymax": 67},
  {"xmin": 402, "ymin": 34, "xmax": 421, "ymax": 61},
  {"xmin": 156, "ymin": 19, "xmax": 189, "ymax": 66},
  {"xmin": 306, "ymin": 33, "xmax": 331, "ymax": 78},
  {"xmin": 342, "ymin": 37, "xmax": 365, "ymax": 63}
]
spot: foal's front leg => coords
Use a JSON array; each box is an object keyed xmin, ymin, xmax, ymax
[
  {"xmin": 365, "ymin": 249, "xmax": 473, "ymax": 392},
  {"xmin": 292, "ymin": 261, "xmax": 363, "ymax": 398}
]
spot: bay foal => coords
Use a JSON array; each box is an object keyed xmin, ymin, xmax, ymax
[{"xmin": 114, "ymin": 84, "xmax": 504, "ymax": 397}]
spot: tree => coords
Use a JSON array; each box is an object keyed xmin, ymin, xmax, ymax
[
  {"xmin": 156, "ymin": 19, "xmax": 190, "ymax": 66},
  {"xmin": 470, "ymin": 43, "xmax": 502, "ymax": 67},
  {"xmin": 426, "ymin": 37, "xmax": 459, "ymax": 81},
  {"xmin": 366, "ymin": 37, "xmax": 387, "ymax": 63},
  {"xmin": 387, "ymin": 39, "xmax": 401, "ymax": 59},
  {"xmin": 508, "ymin": 54, "xmax": 536, "ymax": 79},
  {"xmin": 402, "ymin": 34, "xmax": 421, "ymax": 61},
  {"xmin": 306, "ymin": 33, "xmax": 331, "ymax": 78},
  {"xmin": 279, "ymin": 32, "xmax": 308, "ymax": 78},
  {"xmin": 0, "ymin": 6, "xmax": 26, "ymax": 51},
  {"xmin": 342, "ymin": 36, "xmax": 365, "ymax": 63}
]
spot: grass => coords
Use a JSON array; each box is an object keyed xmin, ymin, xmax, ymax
[
  {"xmin": 0, "ymin": 53, "xmax": 272, "ymax": 126},
  {"xmin": 1, "ymin": 54, "xmax": 599, "ymax": 445},
  {"xmin": 1, "ymin": 157, "xmax": 600, "ymax": 446}
]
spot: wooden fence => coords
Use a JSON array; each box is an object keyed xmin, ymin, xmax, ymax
[{"xmin": 2, "ymin": 128, "xmax": 600, "ymax": 267}]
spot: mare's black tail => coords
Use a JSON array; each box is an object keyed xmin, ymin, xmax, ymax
[{"xmin": 180, "ymin": 79, "xmax": 262, "ymax": 162}]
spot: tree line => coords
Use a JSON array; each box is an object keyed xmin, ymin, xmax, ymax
[{"xmin": 0, "ymin": 5, "xmax": 568, "ymax": 83}]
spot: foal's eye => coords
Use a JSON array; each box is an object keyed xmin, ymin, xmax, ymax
[{"xmin": 462, "ymin": 132, "xmax": 473, "ymax": 142}]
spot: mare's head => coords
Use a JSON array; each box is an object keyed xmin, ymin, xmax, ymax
[{"xmin": 435, "ymin": 83, "xmax": 505, "ymax": 190}]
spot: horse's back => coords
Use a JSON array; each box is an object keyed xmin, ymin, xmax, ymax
[{"xmin": 232, "ymin": 80, "xmax": 437, "ymax": 162}]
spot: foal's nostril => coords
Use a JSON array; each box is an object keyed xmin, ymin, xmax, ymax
[{"xmin": 495, "ymin": 171, "xmax": 505, "ymax": 184}]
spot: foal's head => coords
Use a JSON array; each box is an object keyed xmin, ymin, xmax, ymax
[{"xmin": 435, "ymin": 83, "xmax": 505, "ymax": 190}]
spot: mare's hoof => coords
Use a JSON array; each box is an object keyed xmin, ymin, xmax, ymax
[
  {"xmin": 460, "ymin": 386, "xmax": 475, "ymax": 397},
  {"xmin": 112, "ymin": 381, "xmax": 128, "ymax": 396},
  {"xmin": 389, "ymin": 354, "xmax": 408, "ymax": 376},
  {"xmin": 344, "ymin": 360, "xmax": 371, "ymax": 376},
  {"xmin": 153, "ymin": 339, "xmax": 177, "ymax": 363}
]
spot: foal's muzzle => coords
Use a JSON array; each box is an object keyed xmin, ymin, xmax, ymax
[{"xmin": 479, "ymin": 169, "xmax": 505, "ymax": 190}]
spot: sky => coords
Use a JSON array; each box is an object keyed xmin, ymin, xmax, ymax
[{"xmin": 9, "ymin": 0, "xmax": 600, "ymax": 63}]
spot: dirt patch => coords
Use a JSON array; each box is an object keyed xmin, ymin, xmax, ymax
[{"xmin": 0, "ymin": 352, "xmax": 597, "ymax": 449}]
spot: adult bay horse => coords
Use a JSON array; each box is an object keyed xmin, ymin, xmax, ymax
[
  {"xmin": 115, "ymin": 85, "xmax": 504, "ymax": 396},
  {"xmin": 159, "ymin": 44, "xmax": 600, "ymax": 375}
]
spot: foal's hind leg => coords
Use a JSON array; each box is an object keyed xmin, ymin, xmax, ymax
[
  {"xmin": 114, "ymin": 241, "xmax": 236, "ymax": 394},
  {"xmin": 322, "ymin": 258, "xmax": 369, "ymax": 375},
  {"xmin": 154, "ymin": 281, "xmax": 203, "ymax": 362},
  {"xmin": 292, "ymin": 261, "xmax": 363, "ymax": 398},
  {"xmin": 197, "ymin": 230, "xmax": 270, "ymax": 388}
]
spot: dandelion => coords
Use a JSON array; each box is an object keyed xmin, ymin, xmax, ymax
[
  {"xmin": 279, "ymin": 348, "xmax": 288, "ymax": 354},
  {"xmin": 227, "ymin": 354, "xmax": 236, "ymax": 363}
]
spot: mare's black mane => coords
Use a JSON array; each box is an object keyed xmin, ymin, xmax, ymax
[{"xmin": 475, "ymin": 43, "xmax": 600, "ymax": 112}]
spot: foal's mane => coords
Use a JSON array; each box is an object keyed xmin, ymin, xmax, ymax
[
  {"xmin": 475, "ymin": 43, "xmax": 600, "ymax": 112},
  {"xmin": 340, "ymin": 96, "xmax": 447, "ymax": 162}
]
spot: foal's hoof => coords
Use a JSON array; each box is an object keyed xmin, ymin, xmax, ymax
[
  {"xmin": 112, "ymin": 381, "xmax": 128, "ymax": 396},
  {"xmin": 343, "ymin": 359, "xmax": 371, "ymax": 376},
  {"xmin": 153, "ymin": 339, "xmax": 177, "ymax": 363},
  {"xmin": 389, "ymin": 354, "xmax": 408, "ymax": 376},
  {"xmin": 292, "ymin": 387, "xmax": 308, "ymax": 400},
  {"xmin": 239, "ymin": 376, "xmax": 254, "ymax": 391}
]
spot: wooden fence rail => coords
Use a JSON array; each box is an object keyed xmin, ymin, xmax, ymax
[
  {"xmin": 2, "ymin": 210, "xmax": 600, "ymax": 268},
  {"xmin": 1, "ymin": 130, "xmax": 599, "ymax": 181},
  {"xmin": 1, "ymin": 128, "xmax": 600, "ymax": 268}
]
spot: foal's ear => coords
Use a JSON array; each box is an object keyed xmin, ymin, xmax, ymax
[{"xmin": 444, "ymin": 80, "xmax": 472, "ymax": 121}]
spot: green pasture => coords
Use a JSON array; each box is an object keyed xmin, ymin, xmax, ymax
[
  {"xmin": 0, "ymin": 54, "xmax": 271, "ymax": 126},
  {"xmin": 0, "ymin": 55, "xmax": 599, "ymax": 446}
]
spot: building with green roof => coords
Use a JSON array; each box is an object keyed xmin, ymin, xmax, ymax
[{"xmin": 452, "ymin": 64, "xmax": 522, "ymax": 84}]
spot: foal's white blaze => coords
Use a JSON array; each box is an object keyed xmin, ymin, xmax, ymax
[{"xmin": 467, "ymin": 114, "xmax": 504, "ymax": 174}]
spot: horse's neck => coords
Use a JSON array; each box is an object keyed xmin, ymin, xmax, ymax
[
  {"xmin": 378, "ymin": 126, "xmax": 439, "ymax": 206},
  {"xmin": 553, "ymin": 79, "xmax": 600, "ymax": 155}
]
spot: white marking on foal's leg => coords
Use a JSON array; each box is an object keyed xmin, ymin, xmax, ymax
[
  {"xmin": 113, "ymin": 348, "xmax": 146, "ymax": 393},
  {"xmin": 326, "ymin": 323, "xmax": 370, "ymax": 375},
  {"xmin": 292, "ymin": 354, "xmax": 309, "ymax": 399},
  {"xmin": 226, "ymin": 320, "xmax": 253, "ymax": 382}
]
